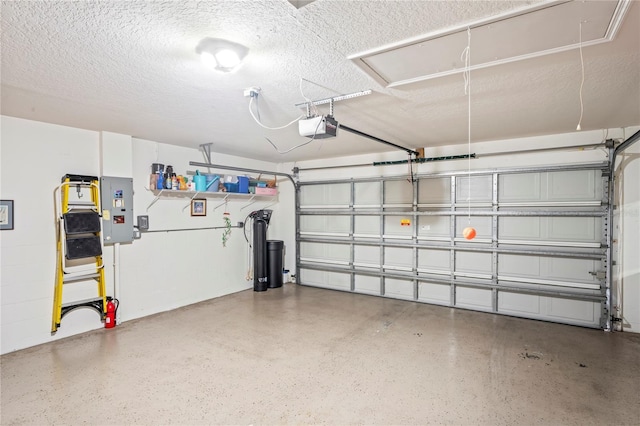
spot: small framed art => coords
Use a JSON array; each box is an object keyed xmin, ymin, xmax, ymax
[
  {"xmin": 0, "ymin": 200, "xmax": 14, "ymax": 230},
  {"xmin": 190, "ymin": 199, "xmax": 206, "ymax": 216}
]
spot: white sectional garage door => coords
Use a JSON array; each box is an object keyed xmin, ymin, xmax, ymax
[{"xmin": 297, "ymin": 163, "xmax": 610, "ymax": 328}]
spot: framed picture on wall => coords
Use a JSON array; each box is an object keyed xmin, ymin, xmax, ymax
[
  {"xmin": 0, "ymin": 200, "xmax": 14, "ymax": 230},
  {"xmin": 191, "ymin": 199, "xmax": 206, "ymax": 216}
]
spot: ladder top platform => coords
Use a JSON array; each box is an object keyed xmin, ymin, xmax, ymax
[{"xmin": 61, "ymin": 174, "xmax": 99, "ymax": 184}]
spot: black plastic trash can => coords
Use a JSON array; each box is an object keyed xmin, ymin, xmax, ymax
[{"xmin": 267, "ymin": 240, "xmax": 284, "ymax": 288}]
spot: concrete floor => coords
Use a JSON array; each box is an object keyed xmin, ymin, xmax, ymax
[{"xmin": 1, "ymin": 284, "xmax": 639, "ymax": 425}]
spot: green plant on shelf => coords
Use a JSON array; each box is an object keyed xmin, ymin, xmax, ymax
[{"xmin": 222, "ymin": 213, "xmax": 232, "ymax": 247}]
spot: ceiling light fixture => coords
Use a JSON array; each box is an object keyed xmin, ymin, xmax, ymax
[{"xmin": 196, "ymin": 37, "xmax": 249, "ymax": 73}]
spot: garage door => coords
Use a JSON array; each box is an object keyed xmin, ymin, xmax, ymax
[{"xmin": 297, "ymin": 162, "xmax": 610, "ymax": 328}]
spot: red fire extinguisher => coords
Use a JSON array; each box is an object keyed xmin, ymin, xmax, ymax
[{"xmin": 105, "ymin": 297, "xmax": 119, "ymax": 329}]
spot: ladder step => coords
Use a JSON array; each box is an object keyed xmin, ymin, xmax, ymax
[
  {"xmin": 64, "ymin": 211, "xmax": 101, "ymax": 234},
  {"xmin": 62, "ymin": 174, "xmax": 99, "ymax": 184},
  {"xmin": 61, "ymin": 297, "xmax": 104, "ymax": 309},
  {"xmin": 60, "ymin": 297, "xmax": 104, "ymax": 321},
  {"xmin": 66, "ymin": 236, "xmax": 102, "ymax": 259},
  {"xmin": 63, "ymin": 272, "xmax": 100, "ymax": 283},
  {"xmin": 67, "ymin": 201, "xmax": 99, "ymax": 207}
]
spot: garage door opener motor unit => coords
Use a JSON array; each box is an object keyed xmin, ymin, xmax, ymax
[{"xmin": 298, "ymin": 115, "xmax": 338, "ymax": 139}]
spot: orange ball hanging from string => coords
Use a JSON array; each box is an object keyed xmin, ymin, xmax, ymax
[{"xmin": 463, "ymin": 227, "xmax": 476, "ymax": 240}]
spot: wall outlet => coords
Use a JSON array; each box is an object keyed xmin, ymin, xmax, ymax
[{"xmin": 243, "ymin": 87, "xmax": 261, "ymax": 97}]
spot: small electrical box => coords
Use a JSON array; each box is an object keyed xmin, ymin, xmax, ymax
[
  {"xmin": 137, "ymin": 215, "xmax": 149, "ymax": 231},
  {"xmin": 100, "ymin": 176, "xmax": 134, "ymax": 244}
]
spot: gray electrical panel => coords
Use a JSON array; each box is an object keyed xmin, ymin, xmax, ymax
[{"xmin": 100, "ymin": 176, "xmax": 134, "ymax": 244}]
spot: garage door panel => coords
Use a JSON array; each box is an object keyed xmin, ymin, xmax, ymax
[
  {"xmin": 455, "ymin": 251, "xmax": 492, "ymax": 274},
  {"xmin": 300, "ymin": 242, "xmax": 350, "ymax": 264},
  {"xmin": 300, "ymin": 185, "xmax": 323, "ymax": 206},
  {"xmin": 456, "ymin": 175, "xmax": 492, "ymax": 202},
  {"xmin": 354, "ymin": 181, "xmax": 380, "ymax": 206},
  {"xmin": 456, "ymin": 287, "xmax": 492, "ymax": 310},
  {"xmin": 300, "ymin": 215, "xmax": 350, "ymax": 235},
  {"xmin": 498, "ymin": 291, "xmax": 541, "ymax": 315},
  {"xmin": 418, "ymin": 177, "xmax": 451, "ymax": 204},
  {"xmin": 499, "ymin": 170, "xmax": 601, "ymax": 202},
  {"xmin": 354, "ymin": 245, "xmax": 380, "ymax": 267},
  {"xmin": 499, "ymin": 254, "xmax": 600, "ymax": 287},
  {"xmin": 300, "ymin": 215, "xmax": 323, "ymax": 233},
  {"xmin": 418, "ymin": 216, "xmax": 449, "ymax": 238},
  {"xmin": 500, "ymin": 217, "xmax": 601, "ymax": 244},
  {"xmin": 456, "ymin": 216, "xmax": 492, "ymax": 239},
  {"xmin": 500, "ymin": 217, "xmax": 542, "ymax": 239},
  {"xmin": 543, "ymin": 297, "xmax": 600, "ymax": 325},
  {"xmin": 418, "ymin": 249, "xmax": 450, "ymax": 272},
  {"xmin": 499, "ymin": 173, "xmax": 541, "ymax": 201},
  {"xmin": 547, "ymin": 258, "xmax": 600, "ymax": 283},
  {"xmin": 499, "ymin": 292, "xmax": 599, "ymax": 327},
  {"xmin": 385, "ymin": 279, "xmax": 414, "ymax": 300},
  {"xmin": 548, "ymin": 170, "xmax": 598, "ymax": 200},
  {"xmin": 499, "ymin": 254, "xmax": 541, "ymax": 276},
  {"xmin": 354, "ymin": 275, "xmax": 380, "ymax": 295},
  {"xmin": 548, "ymin": 217, "xmax": 599, "ymax": 242},
  {"xmin": 354, "ymin": 216, "xmax": 380, "ymax": 237},
  {"xmin": 384, "ymin": 180, "xmax": 413, "ymax": 205},
  {"xmin": 301, "ymin": 270, "xmax": 350, "ymax": 290},
  {"xmin": 418, "ymin": 282, "xmax": 451, "ymax": 304},
  {"xmin": 326, "ymin": 216, "xmax": 351, "ymax": 234},
  {"xmin": 384, "ymin": 216, "xmax": 413, "ymax": 237},
  {"xmin": 384, "ymin": 247, "xmax": 412, "ymax": 270},
  {"xmin": 300, "ymin": 183, "xmax": 351, "ymax": 206}
]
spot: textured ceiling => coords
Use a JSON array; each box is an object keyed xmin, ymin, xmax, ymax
[{"xmin": 1, "ymin": 0, "xmax": 639, "ymax": 162}]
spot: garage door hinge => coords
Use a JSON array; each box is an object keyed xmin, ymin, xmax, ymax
[{"xmin": 589, "ymin": 271, "xmax": 606, "ymax": 280}]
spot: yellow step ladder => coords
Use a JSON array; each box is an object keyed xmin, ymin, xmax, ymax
[{"xmin": 52, "ymin": 174, "xmax": 106, "ymax": 333}]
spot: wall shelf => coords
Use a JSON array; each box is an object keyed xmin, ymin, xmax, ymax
[{"xmin": 146, "ymin": 189, "xmax": 277, "ymax": 211}]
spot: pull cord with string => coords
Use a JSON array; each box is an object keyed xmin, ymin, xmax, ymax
[
  {"xmin": 461, "ymin": 27, "xmax": 476, "ymax": 240},
  {"xmin": 576, "ymin": 21, "xmax": 585, "ymax": 131}
]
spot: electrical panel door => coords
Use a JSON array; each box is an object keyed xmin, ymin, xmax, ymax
[{"xmin": 100, "ymin": 176, "xmax": 134, "ymax": 244}]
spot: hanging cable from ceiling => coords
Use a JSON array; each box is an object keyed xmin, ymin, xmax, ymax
[
  {"xmin": 461, "ymin": 27, "xmax": 476, "ymax": 241},
  {"xmin": 249, "ymin": 95, "xmax": 304, "ymax": 130},
  {"xmin": 264, "ymin": 134, "xmax": 316, "ymax": 154},
  {"xmin": 263, "ymin": 117, "xmax": 323, "ymax": 155},
  {"xmin": 252, "ymin": 77, "xmax": 326, "ymax": 154}
]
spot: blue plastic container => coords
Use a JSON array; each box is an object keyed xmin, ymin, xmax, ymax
[
  {"xmin": 224, "ymin": 182, "xmax": 239, "ymax": 193},
  {"xmin": 237, "ymin": 176, "xmax": 249, "ymax": 194}
]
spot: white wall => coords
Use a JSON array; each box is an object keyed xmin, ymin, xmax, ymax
[
  {"xmin": 1, "ymin": 116, "xmax": 101, "ymax": 352},
  {"xmin": 122, "ymin": 138, "xmax": 283, "ymax": 322},
  {"xmin": 279, "ymin": 127, "xmax": 640, "ymax": 332},
  {"xmin": 0, "ymin": 116, "xmax": 281, "ymax": 354}
]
